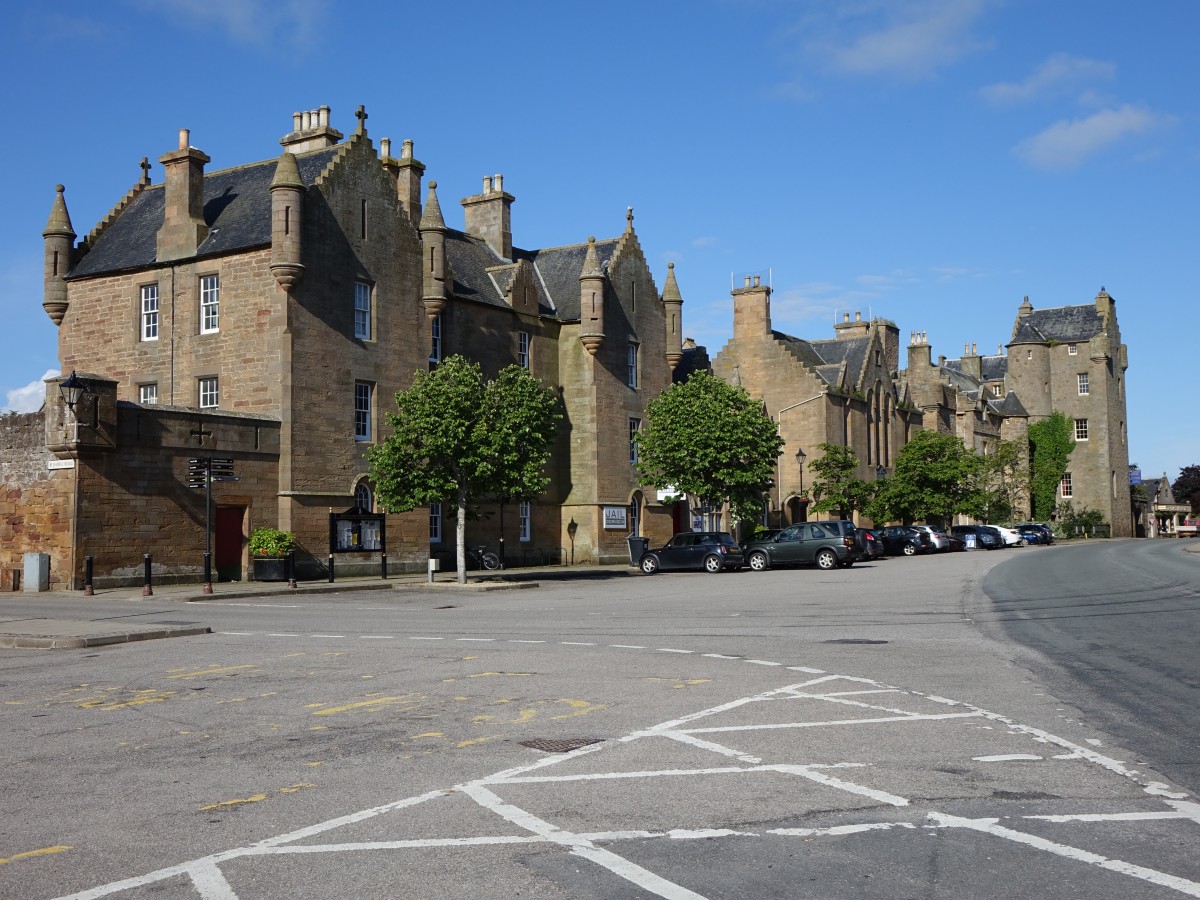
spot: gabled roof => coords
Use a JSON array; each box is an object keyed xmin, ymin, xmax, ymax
[
  {"xmin": 516, "ymin": 239, "xmax": 618, "ymax": 322},
  {"xmin": 1011, "ymin": 305, "xmax": 1103, "ymax": 344},
  {"xmin": 770, "ymin": 333, "xmax": 870, "ymax": 389},
  {"xmin": 68, "ymin": 148, "xmax": 341, "ymax": 279}
]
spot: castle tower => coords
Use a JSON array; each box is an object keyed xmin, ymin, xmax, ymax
[
  {"xmin": 42, "ymin": 184, "xmax": 75, "ymax": 326},
  {"xmin": 156, "ymin": 129, "xmax": 210, "ymax": 261},
  {"xmin": 579, "ymin": 236, "xmax": 605, "ymax": 355},
  {"xmin": 732, "ymin": 275, "xmax": 771, "ymax": 341},
  {"xmin": 269, "ymin": 152, "xmax": 305, "ymax": 290},
  {"xmin": 662, "ymin": 262, "xmax": 684, "ymax": 370},
  {"xmin": 419, "ymin": 181, "xmax": 448, "ymax": 320},
  {"xmin": 461, "ymin": 175, "xmax": 513, "ymax": 259}
]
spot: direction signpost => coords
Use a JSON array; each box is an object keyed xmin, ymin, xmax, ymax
[{"xmin": 187, "ymin": 457, "xmax": 238, "ymax": 593}]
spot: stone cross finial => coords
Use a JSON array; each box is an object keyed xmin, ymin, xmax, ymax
[
  {"xmin": 355, "ymin": 105, "xmax": 368, "ymax": 133},
  {"xmin": 139, "ymin": 157, "xmax": 151, "ymax": 184}
]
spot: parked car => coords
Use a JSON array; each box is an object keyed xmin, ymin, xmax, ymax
[
  {"xmin": 1014, "ymin": 522, "xmax": 1054, "ymax": 544},
  {"xmin": 639, "ymin": 532, "xmax": 744, "ymax": 574},
  {"xmin": 910, "ymin": 525, "xmax": 953, "ymax": 551},
  {"xmin": 743, "ymin": 522, "xmax": 859, "ymax": 571},
  {"xmin": 942, "ymin": 532, "xmax": 966, "ymax": 552},
  {"xmin": 810, "ymin": 520, "xmax": 867, "ymax": 562},
  {"xmin": 992, "ymin": 525, "xmax": 1026, "ymax": 547},
  {"xmin": 876, "ymin": 525, "xmax": 933, "ymax": 556},
  {"xmin": 1178, "ymin": 517, "xmax": 1200, "ymax": 538},
  {"xmin": 1015, "ymin": 524, "xmax": 1048, "ymax": 544},
  {"xmin": 858, "ymin": 528, "xmax": 885, "ymax": 560},
  {"xmin": 950, "ymin": 524, "xmax": 1001, "ymax": 550}
]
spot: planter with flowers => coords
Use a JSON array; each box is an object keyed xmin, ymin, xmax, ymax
[{"xmin": 249, "ymin": 527, "xmax": 295, "ymax": 581}]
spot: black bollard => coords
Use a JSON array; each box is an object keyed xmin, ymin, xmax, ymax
[
  {"xmin": 380, "ymin": 552, "xmax": 388, "ymax": 580},
  {"xmin": 288, "ymin": 551, "xmax": 297, "ymax": 589},
  {"xmin": 142, "ymin": 553, "xmax": 153, "ymax": 597},
  {"xmin": 327, "ymin": 554, "xmax": 335, "ymax": 583},
  {"xmin": 202, "ymin": 551, "xmax": 213, "ymax": 594},
  {"xmin": 83, "ymin": 555, "xmax": 94, "ymax": 597}
]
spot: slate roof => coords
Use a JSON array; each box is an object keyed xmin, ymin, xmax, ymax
[
  {"xmin": 770, "ymin": 332, "xmax": 869, "ymax": 389},
  {"xmin": 980, "ymin": 355, "xmax": 1008, "ymax": 380},
  {"xmin": 516, "ymin": 239, "xmax": 618, "ymax": 322},
  {"xmin": 68, "ymin": 149, "xmax": 341, "ymax": 279},
  {"xmin": 1011, "ymin": 305, "xmax": 1103, "ymax": 344}
]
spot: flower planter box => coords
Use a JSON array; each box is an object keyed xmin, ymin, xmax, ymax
[{"xmin": 252, "ymin": 557, "xmax": 289, "ymax": 582}]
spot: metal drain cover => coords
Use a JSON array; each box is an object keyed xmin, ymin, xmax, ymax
[
  {"xmin": 823, "ymin": 638, "xmax": 889, "ymax": 645},
  {"xmin": 519, "ymin": 737, "xmax": 603, "ymax": 753}
]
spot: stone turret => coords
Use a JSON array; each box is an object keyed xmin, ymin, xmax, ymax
[
  {"xmin": 269, "ymin": 152, "xmax": 304, "ymax": 290},
  {"xmin": 461, "ymin": 175, "xmax": 513, "ymax": 259},
  {"xmin": 732, "ymin": 275, "xmax": 771, "ymax": 342},
  {"xmin": 42, "ymin": 184, "xmax": 75, "ymax": 326},
  {"xmin": 380, "ymin": 138, "xmax": 424, "ymax": 226},
  {"xmin": 662, "ymin": 262, "xmax": 684, "ymax": 370},
  {"xmin": 156, "ymin": 129, "xmax": 209, "ymax": 261},
  {"xmin": 579, "ymin": 236, "xmax": 605, "ymax": 355},
  {"xmin": 419, "ymin": 181, "xmax": 448, "ymax": 320}
]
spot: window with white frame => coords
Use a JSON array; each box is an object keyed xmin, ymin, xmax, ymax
[
  {"xmin": 140, "ymin": 284, "xmax": 159, "ymax": 341},
  {"xmin": 354, "ymin": 381, "xmax": 373, "ymax": 441},
  {"xmin": 139, "ymin": 383, "xmax": 158, "ymax": 405},
  {"xmin": 518, "ymin": 501, "xmax": 531, "ymax": 541},
  {"xmin": 1078, "ymin": 373, "xmax": 1089, "ymax": 395},
  {"xmin": 1060, "ymin": 472, "xmax": 1073, "ymax": 498},
  {"xmin": 629, "ymin": 418, "xmax": 640, "ymax": 464},
  {"xmin": 354, "ymin": 282, "xmax": 372, "ymax": 340},
  {"xmin": 429, "ymin": 502, "xmax": 442, "ymax": 543},
  {"xmin": 1074, "ymin": 418, "xmax": 1089, "ymax": 441},
  {"xmin": 517, "ymin": 331, "xmax": 530, "ymax": 369},
  {"xmin": 198, "ymin": 376, "xmax": 218, "ymax": 409},
  {"xmin": 430, "ymin": 313, "xmax": 442, "ymax": 364},
  {"xmin": 199, "ymin": 275, "xmax": 219, "ymax": 334},
  {"xmin": 1068, "ymin": 343, "xmax": 1078, "ymax": 355},
  {"xmin": 629, "ymin": 498, "xmax": 640, "ymax": 536},
  {"xmin": 627, "ymin": 342, "xmax": 638, "ymax": 388},
  {"xmin": 354, "ymin": 481, "xmax": 373, "ymax": 512}
]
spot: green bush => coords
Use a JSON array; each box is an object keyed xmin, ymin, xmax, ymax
[{"xmin": 249, "ymin": 527, "xmax": 295, "ymax": 557}]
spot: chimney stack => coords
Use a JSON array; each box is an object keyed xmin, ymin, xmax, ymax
[
  {"xmin": 462, "ymin": 174, "xmax": 514, "ymax": 259},
  {"xmin": 156, "ymin": 129, "xmax": 210, "ymax": 261}
]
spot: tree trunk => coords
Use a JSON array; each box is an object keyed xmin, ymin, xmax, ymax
[{"xmin": 456, "ymin": 489, "xmax": 468, "ymax": 584}]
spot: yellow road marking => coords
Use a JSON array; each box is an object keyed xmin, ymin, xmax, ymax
[
  {"xmin": 167, "ymin": 665, "xmax": 258, "ymax": 680},
  {"xmin": 304, "ymin": 761, "xmax": 323, "ymax": 767},
  {"xmin": 0, "ymin": 845, "xmax": 72, "ymax": 865},
  {"xmin": 552, "ymin": 699, "xmax": 606, "ymax": 720},
  {"xmin": 311, "ymin": 696, "xmax": 414, "ymax": 716},
  {"xmin": 413, "ymin": 732, "xmax": 443, "ymax": 739},
  {"xmin": 199, "ymin": 793, "xmax": 268, "ymax": 811},
  {"xmin": 511, "ymin": 708, "xmax": 538, "ymax": 724},
  {"xmin": 278, "ymin": 783, "xmax": 316, "ymax": 794},
  {"xmin": 78, "ymin": 690, "xmax": 176, "ymax": 710},
  {"xmin": 457, "ymin": 736, "xmax": 500, "ymax": 748}
]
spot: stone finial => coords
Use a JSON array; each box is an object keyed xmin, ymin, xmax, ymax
[
  {"xmin": 354, "ymin": 104, "xmax": 368, "ymax": 135},
  {"xmin": 139, "ymin": 157, "xmax": 152, "ymax": 185},
  {"xmin": 419, "ymin": 181, "xmax": 446, "ymax": 231},
  {"xmin": 662, "ymin": 262, "xmax": 682, "ymax": 304},
  {"xmin": 625, "ymin": 206, "xmax": 634, "ymax": 232},
  {"xmin": 580, "ymin": 236, "xmax": 603, "ymax": 279}
]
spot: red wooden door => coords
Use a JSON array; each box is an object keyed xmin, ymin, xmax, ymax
[{"xmin": 215, "ymin": 506, "xmax": 245, "ymax": 581}]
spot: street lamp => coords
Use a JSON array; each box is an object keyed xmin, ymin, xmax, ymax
[
  {"xmin": 59, "ymin": 370, "xmax": 87, "ymax": 412},
  {"xmin": 796, "ymin": 447, "xmax": 807, "ymax": 494}
]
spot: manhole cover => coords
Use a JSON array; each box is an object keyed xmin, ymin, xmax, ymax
[
  {"xmin": 519, "ymin": 737, "xmax": 603, "ymax": 753},
  {"xmin": 823, "ymin": 638, "xmax": 889, "ymax": 645}
]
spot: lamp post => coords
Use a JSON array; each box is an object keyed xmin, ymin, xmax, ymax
[{"xmin": 59, "ymin": 370, "xmax": 87, "ymax": 411}]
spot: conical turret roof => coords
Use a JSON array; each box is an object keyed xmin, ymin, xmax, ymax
[
  {"xmin": 420, "ymin": 180, "xmax": 446, "ymax": 230},
  {"xmin": 43, "ymin": 184, "xmax": 76, "ymax": 239}
]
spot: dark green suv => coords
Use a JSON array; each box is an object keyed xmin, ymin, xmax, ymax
[{"xmin": 742, "ymin": 521, "xmax": 859, "ymax": 571}]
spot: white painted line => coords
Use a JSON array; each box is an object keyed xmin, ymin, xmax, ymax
[
  {"xmin": 561, "ymin": 642, "xmax": 596, "ymax": 646},
  {"xmin": 1168, "ymin": 801, "xmax": 1200, "ymax": 824},
  {"xmin": 927, "ymin": 812, "xmax": 1200, "ymax": 897},
  {"xmin": 817, "ymin": 689, "xmax": 903, "ymax": 697},
  {"xmin": 657, "ymin": 730, "xmax": 762, "ymax": 764},
  {"xmin": 188, "ymin": 861, "xmax": 237, "ymax": 899},
  {"xmin": 1025, "ymin": 811, "xmax": 1191, "ymax": 823},
  {"xmin": 255, "ymin": 835, "xmax": 546, "ymax": 853},
  {"xmin": 359, "ymin": 635, "xmax": 395, "ymax": 640},
  {"xmin": 974, "ymin": 754, "xmax": 1043, "ymax": 762},
  {"xmin": 786, "ymin": 666, "xmax": 826, "ymax": 673},
  {"xmin": 1145, "ymin": 782, "xmax": 1190, "ymax": 799},
  {"xmin": 507, "ymin": 639, "xmax": 546, "ymax": 643},
  {"xmin": 498, "ymin": 766, "xmax": 756, "ymax": 785},
  {"xmin": 267, "ymin": 633, "xmax": 300, "ymax": 637},
  {"xmin": 311, "ymin": 634, "xmax": 345, "ymax": 639},
  {"xmin": 657, "ymin": 648, "xmax": 694, "ymax": 654},
  {"xmin": 745, "ymin": 660, "xmax": 781, "ymax": 667},
  {"xmin": 611, "ymin": 644, "xmax": 646, "ymax": 649},
  {"xmin": 768, "ymin": 764, "xmax": 909, "ymax": 807},
  {"xmin": 219, "ymin": 632, "xmax": 252, "ymax": 635},
  {"xmin": 409, "ymin": 636, "xmax": 445, "ymax": 641},
  {"xmin": 770, "ymin": 822, "xmax": 916, "ymax": 837},
  {"xmin": 702, "ymin": 653, "xmax": 739, "ymax": 659},
  {"xmin": 457, "ymin": 638, "xmax": 495, "ymax": 642},
  {"xmin": 683, "ymin": 711, "xmax": 982, "ymax": 734}
]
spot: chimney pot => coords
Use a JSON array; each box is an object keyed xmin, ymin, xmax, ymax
[
  {"xmin": 292, "ymin": 112, "xmax": 302, "ymax": 132},
  {"xmin": 319, "ymin": 105, "xmax": 330, "ymax": 129},
  {"xmin": 744, "ymin": 276, "xmax": 751, "ymax": 287},
  {"xmin": 495, "ymin": 173, "xmax": 503, "ymax": 192},
  {"xmin": 380, "ymin": 137, "xmax": 391, "ymax": 157},
  {"xmin": 178, "ymin": 128, "xmax": 189, "ymax": 150},
  {"xmin": 753, "ymin": 275, "xmax": 760, "ymax": 287},
  {"xmin": 483, "ymin": 176, "xmax": 492, "ymax": 193},
  {"xmin": 302, "ymin": 110, "xmax": 312, "ymax": 130},
  {"xmin": 843, "ymin": 312, "xmax": 850, "ymax": 322},
  {"xmin": 402, "ymin": 139, "xmax": 413, "ymax": 160},
  {"xmin": 855, "ymin": 311, "xmax": 862, "ymax": 322}
]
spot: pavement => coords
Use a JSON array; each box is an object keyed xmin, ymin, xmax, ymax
[{"xmin": 0, "ymin": 563, "xmax": 637, "ymax": 649}]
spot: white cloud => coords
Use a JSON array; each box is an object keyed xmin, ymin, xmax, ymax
[
  {"xmin": 822, "ymin": 0, "xmax": 989, "ymax": 80},
  {"xmin": 981, "ymin": 53, "xmax": 1115, "ymax": 105},
  {"xmin": 1013, "ymin": 105, "xmax": 1175, "ymax": 170},
  {"xmin": 5, "ymin": 370, "xmax": 59, "ymax": 413},
  {"xmin": 129, "ymin": 0, "xmax": 328, "ymax": 47}
]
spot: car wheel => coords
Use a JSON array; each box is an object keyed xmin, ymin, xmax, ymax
[
  {"xmin": 815, "ymin": 549, "xmax": 837, "ymax": 570},
  {"xmin": 1019, "ymin": 538, "xmax": 1028, "ymax": 547},
  {"xmin": 902, "ymin": 542, "xmax": 917, "ymax": 556},
  {"xmin": 640, "ymin": 555, "xmax": 659, "ymax": 574},
  {"xmin": 703, "ymin": 554, "xmax": 723, "ymax": 574},
  {"xmin": 748, "ymin": 551, "xmax": 769, "ymax": 572}
]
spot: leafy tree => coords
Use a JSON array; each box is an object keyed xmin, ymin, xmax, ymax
[
  {"xmin": 1173, "ymin": 465, "xmax": 1200, "ymax": 513},
  {"xmin": 368, "ymin": 355, "xmax": 560, "ymax": 583},
  {"xmin": 634, "ymin": 372, "xmax": 784, "ymax": 525},
  {"xmin": 808, "ymin": 443, "xmax": 874, "ymax": 519},
  {"xmin": 974, "ymin": 438, "xmax": 1026, "ymax": 523},
  {"xmin": 1028, "ymin": 412, "xmax": 1074, "ymax": 521},
  {"xmin": 869, "ymin": 430, "xmax": 983, "ymax": 525}
]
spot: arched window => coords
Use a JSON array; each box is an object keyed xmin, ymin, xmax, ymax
[
  {"xmin": 629, "ymin": 492, "xmax": 643, "ymax": 536},
  {"xmin": 354, "ymin": 481, "xmax": 373, "ymax": 512}
]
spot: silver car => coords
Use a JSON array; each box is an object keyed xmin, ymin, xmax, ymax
[{"xmin": 911, "ymin": 524, "xmax": 951, "ymax": 551}]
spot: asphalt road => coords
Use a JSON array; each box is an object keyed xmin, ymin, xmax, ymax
[{"xmin": 1, "ymin": 541, "xmax": 1197, "ymax": 899}]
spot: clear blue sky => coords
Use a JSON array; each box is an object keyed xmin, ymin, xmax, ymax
[{"xmin": 2, "ymin": 1, "xmax": 1196, "ymax": 484}]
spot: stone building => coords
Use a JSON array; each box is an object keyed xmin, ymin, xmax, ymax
[{"xmin": 6, "ymin": 105, "xmax": 684, "ymax": 589}]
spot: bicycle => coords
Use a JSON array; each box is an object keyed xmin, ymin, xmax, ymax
[{"xmin": 466, "ymin": 545, "xmax": 501, "ymax": 570}]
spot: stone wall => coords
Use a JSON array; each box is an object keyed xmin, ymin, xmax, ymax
[{"xmin": 1, "ymin": 410, "xmax": 73, "ymax": 590}]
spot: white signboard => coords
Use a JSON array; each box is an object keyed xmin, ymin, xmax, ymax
[
  {"xmin": 656, "ymin": 485, "xmax": 681, "ymax": 502},
  {"xmin": 602, "ymin": 506, "xmax": 628, "ymax": 530},
  {"xmin": 47, "ymin": 459, "xmax": 75, "ymax": 470}
]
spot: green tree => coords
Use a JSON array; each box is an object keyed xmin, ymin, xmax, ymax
[
  {"xmin": 808, "ymin": 443, "xmax": 874, "ymax": 519},
  {"xmin": 367, "ymin": 355, "xmax": 560, "ymax": 583},
  {"xmin": 1028, "ymin": 412, "xmax": 1074, "ymax": 521},
  {"xmin": 1172, "ymin": 464, "xmax": 1200, "ymax": 513},
  {"xmin": 870, "ymin": 430, "xmax": 983, "ymax": 525},
  {"xmin": 634, "ymin": 372, "xmax": 784, "ymax": 525},
  {"xmin": 974, "ymin": 438, "xmax": 1026, "ymax": 523}
]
